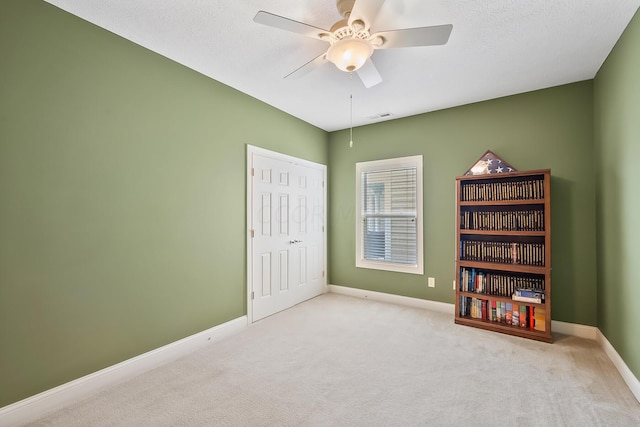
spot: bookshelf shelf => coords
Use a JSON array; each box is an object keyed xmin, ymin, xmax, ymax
[
  {"xmin": 455, "ymin": 169, "xmax": 552, "ymax": 342},
  {"xmin": 458, "ymin": 291, "xmax": 546, "ymax": 307},
  {"xmin": 460, "ymin": 199, "xmax": 545, "ymax": 207},
  {"xmin": 458, "ymin": 261, "xmax": 546, "ymax": 275},
  {"xmin": 459, "ymin": 230, "xmax": 546, "ymax": 237}
]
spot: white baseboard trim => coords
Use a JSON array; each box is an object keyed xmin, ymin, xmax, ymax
[
  {"xmin": 551, "ymin": 320, "xmax": 598, "ymax": 340},
  {"xmin": 328, "ymin": 284, "xmax": 455, "ymax": 315},
  {"xmin": 597, "ymin": 330, "xmax": 640, "ymax": 404},
  {"xmin": 0, "ymin": 316, "xmax": 247, "ymax": 427}
]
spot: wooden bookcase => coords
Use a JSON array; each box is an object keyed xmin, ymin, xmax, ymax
[{"xmin": 454, "ymin": 169, "xmax": 552, "ymax": 343}]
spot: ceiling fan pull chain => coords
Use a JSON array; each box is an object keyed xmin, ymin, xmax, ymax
[{"xmin": 349, "ymin": 71, "xmax": 354, "ymax": 148}]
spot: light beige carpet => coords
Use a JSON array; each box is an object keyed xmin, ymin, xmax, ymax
[{"xmin": 26, "ymin": 293, "xmax": 640, "ymax": 426}]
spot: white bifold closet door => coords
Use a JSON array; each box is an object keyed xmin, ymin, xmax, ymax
[{"xmin": 248, "ymin": 147, "xmax": 326, "ymax": 322}]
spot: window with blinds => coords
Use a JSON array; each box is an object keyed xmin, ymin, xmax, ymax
[{"xmin": 355, "ymin": 155, "xmax": 424, "ymax": 275}]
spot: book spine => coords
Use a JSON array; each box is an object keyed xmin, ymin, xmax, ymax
[{"xmin": 512, "ymin": 304, "xmax": 520, "ymax": 326}]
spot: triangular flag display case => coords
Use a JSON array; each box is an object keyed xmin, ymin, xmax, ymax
[
  {"xmin": 464, "ymin": 150, "xmax": 517, "ymax": 176},
  {"xmin": 455, "ymin": 154, "xmax": 552, "ymax": 342}
]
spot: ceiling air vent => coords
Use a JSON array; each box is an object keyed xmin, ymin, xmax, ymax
[{"xmin": 368, "ymin": 112, "xmax": 393, "ymax": 121}]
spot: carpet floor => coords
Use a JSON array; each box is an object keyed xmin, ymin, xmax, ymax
[{"xmin": 26, "ymin": 293, "xmax": 640, "ymax": 426}]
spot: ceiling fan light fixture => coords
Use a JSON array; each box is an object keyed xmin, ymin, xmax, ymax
[{"xmin": 326, "ymin": 38, "xmax": 373, "ymax": 72}]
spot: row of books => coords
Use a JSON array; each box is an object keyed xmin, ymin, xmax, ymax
[
  {"xmin": 460, "ymin": 241, "xmax": 545, "ymax": 266},
  {"xmin": 459, "ymin": 267, "xmax": 545, "ymax": 297},
  {"xmin": 460, "ymin": 178, "xmax": 545, "ymax": 202},
  {"xmin": 459, "ymin": 296, "xmax": 547, "ymax": 331},
  {"xmin": 460, "ymin": 209, "xmax": 544, "ymax": 232}
]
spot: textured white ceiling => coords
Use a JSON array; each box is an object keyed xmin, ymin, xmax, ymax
[{"xmin": 43, "ymin": 0, "xmax": 639, "ymax": 132}]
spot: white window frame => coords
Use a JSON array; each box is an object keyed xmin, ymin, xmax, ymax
[{"xmin": 355, "ymin": 155, "xmax": 424, "ymax": 275}]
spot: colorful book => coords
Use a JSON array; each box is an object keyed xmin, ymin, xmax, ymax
[
  {"xmin": 529, "ymin": 307, "xmax": 535, "ymax": 330},
  {"xmin": 476, "ymin": 271, "xmax": 484, "ymax": 293},
  {"xmin": 534, "ymin": 307, "xmax": 546, "ymax": 331}
]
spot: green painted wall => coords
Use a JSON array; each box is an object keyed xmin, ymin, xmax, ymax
[
  {"xmin": 3, "ymin": 0, "xmax": 637, "ymax": 411},
  {"xmin": 0, "ymin": 0, "xmax": 327, "ymax": 406},
  {"xmin": 594, "ymin": 9, "xmax": 640, "ymax": 380},
  {"xmin": 328, "ymin": 82, "xmax": 596, "ymax": 327}
]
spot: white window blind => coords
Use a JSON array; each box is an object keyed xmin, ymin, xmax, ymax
[{"xmin": 356, "ymin": 156, "xmax": 423, "ymax": 274}]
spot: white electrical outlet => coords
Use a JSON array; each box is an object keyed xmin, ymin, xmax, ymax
[
  {"xmin": 428, "ymin": 277, "xmax": 436, "ymax": 288},
  {"xmin": 453, "ymin": 280, "xmax": 456, "ymax": 290}
]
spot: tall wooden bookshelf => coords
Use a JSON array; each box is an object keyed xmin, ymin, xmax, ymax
[{"xmin": 454, "ymin": 169, "xmax": 552, "ymax": 343}]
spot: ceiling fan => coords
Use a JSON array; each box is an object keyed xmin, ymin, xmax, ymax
[{"xmin": 254, "ymin": 0, "xmax": 453, "ymax": 88}]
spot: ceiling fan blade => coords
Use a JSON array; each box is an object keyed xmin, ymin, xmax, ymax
[
  {"xmin": 348, "ymin": 0, "xmax": 386, "ymax": 31},
  {"xmin": 374, "ymin": 24, "xmax": 453, "ymax": 49},
  {"xmin": 284, "ymin": 52, "xmax": 328, "ymax": 80},
  {"xmin": 356, "ymin": 59, "xmax": 383, "ymax": 88},
  {"xmin": 254, "ymin": 11, "xmax": 328, "ymax": 40}
]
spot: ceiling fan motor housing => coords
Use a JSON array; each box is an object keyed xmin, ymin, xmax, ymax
[
  {"xmin": 336, "ymin": 0, "xmax": 356, "ymax": 18},
  {"xmin": 324, "ymin": 0, "xmax": 376, "ymax": 74}
]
